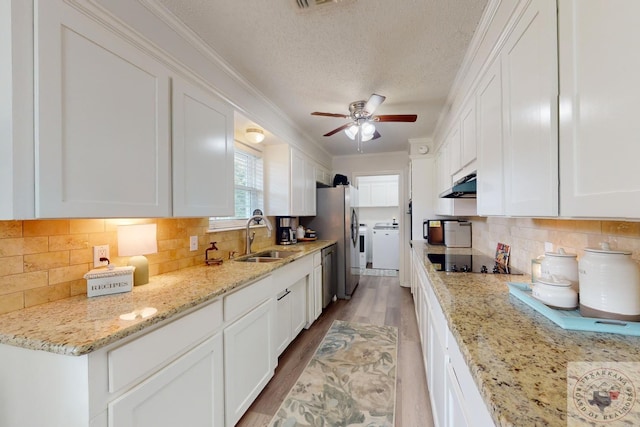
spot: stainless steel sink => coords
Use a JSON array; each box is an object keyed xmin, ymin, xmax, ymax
[
  {"xmin": 234, "ymin": 250, "xmax": 299, "ymax": 263},
  {"xmin": 239, "ymin": 257, "xmax": 282, "ymax": 263}
]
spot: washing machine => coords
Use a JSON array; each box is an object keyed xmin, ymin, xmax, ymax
[
  {"xmin": 358, "ymin": 224, "xmax": 368, "ymax": 268},
  {"xmin": 372, "ymin": 223, "xmax": 400, "ymax": 270}
]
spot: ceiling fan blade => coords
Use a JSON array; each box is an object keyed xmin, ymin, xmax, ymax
[
  {"xmin": 364, "ymin": 94, "xmax": 386, "ymax": 115},
  {"xmin": 372, "ymin": 130, "xmax": 381, "ymax": 140},
  {"xmin": 323, "ymin": 123, "xmax": 351, "ymax": 137},
  {"xmin": 373, "ymin": 114, "xmax": 418, "ymax": 122},
  {"xmin": 311, "ymin": 112, "xmax": 349, "ymax": 118}
]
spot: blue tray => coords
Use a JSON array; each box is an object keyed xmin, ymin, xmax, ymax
[{"xmin": 508, "ymin": 282, "xmax": 640, "ymax": 336}]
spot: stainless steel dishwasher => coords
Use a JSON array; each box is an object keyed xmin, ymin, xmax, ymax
[{"xmin": 322, "ymin": 244, "xmax": 337, "ymax": 308}]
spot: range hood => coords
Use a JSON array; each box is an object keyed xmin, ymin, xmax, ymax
[{"xmin": 439, "ymin": 173, "xmax": 477, "ymax": 198}]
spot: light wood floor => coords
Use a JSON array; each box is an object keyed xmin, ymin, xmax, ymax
[{"xmin": 236, "ymin": 274, "xmax": 434, "ymax": 427}]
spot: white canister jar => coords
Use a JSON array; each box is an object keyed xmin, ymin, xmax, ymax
[
  {"xmin": 578, "ymin": 242, "xmax": 640, "ymax": 321},
  {"xmin": 541, "ymin": 248, "xmax": 579, "ymax": 292},
  {"xmin": 296, "ymin": 225, "xmax": 305, "ymax": 240}
]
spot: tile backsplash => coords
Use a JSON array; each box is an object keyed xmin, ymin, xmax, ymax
[
  {"xmin": 471, "ymin": 217, "xmax": 640, "ymax": 274},
  {"xmin": 0, "ymin": 218, "xmax": 274, "ymax": 314}
]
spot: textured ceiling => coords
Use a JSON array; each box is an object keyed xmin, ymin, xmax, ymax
[{"xmin": 158, "ymin": 0, "xmax": 488, "ymax": 156}]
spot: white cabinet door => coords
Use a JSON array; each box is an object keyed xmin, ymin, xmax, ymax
[
  {"xmin": 501, "ymin": 0, "xmax": 558, "ymax": 216},
  {"xmin": 312, "ymin": 263, "xmax": 323, "ymax": 322},
  {"xmin": 460, "ymin": 97, "xmax": 477, "ymax": 169},
  {"xmin": 35, "ymin": 0, "xmax": 171, "ymax": 217},
  {"xmin": 428, "ymin": 311, "xmax": 447, "ymax": 427},
  {"xmin": 370, "ymin": 182, "xmax": 387, "ymax": 206},
  {"xmin": 448, "ymin": 127, "xmax": 462, "ymax": 176},
  {"xmin": 290, "ymin": 149, "xmax": 306, "ymax": 216},
  {"xmin": 172, "ymin": 77, "xmax": 234, "ymax": 217},
  {"xmin": 275, "ymin": 289, "xmax": 293, "ymax": 356},
  {"xmin": 264, "ymin": 145, "xmax": 316, "ymax": 216},
  {"xmin": 304, "ymin": 158, "xmax": 317, "ymax": 216},
  {"xmin": 290, "ymin": 277, "xmax": 308, "ymax": 337},
  {"xmin": 476, "ymin": 58, "xmax": 505, "ymax": 216},
  {"xmin": 435, "ymin": 143, "xmax": 453, "ymax": 216},
  {"xmin": 446, "ymin": 363, "xmax": 470, "ymax": 427},
  {"xmin": 559, "ymin": 0, "xmax": 640, "ymax": 218},
  {"xmin": 109, "ymin": 333, "xmax": 223, "ymax": 427},
  {"xmin": 1, "ymin": 0, "xmax": 34, "ymax": 220},
  {"xmin": 224, "ymin": 298, "xmax": 275, "ymax": 427}
]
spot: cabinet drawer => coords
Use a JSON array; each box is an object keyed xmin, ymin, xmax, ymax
[
  {"xmin": 224, "ymin": 275, "xmax": 274, "ymax": 322},
  {"xmin": 313, "ymin": 252, "xmax": 322, "ymax": 267},
  {"xmin": 108, "ymin": 299, "xmax": 222, "ymax": 393}
]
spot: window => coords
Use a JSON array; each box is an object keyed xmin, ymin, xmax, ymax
[{"xmin": 209, "ymin": 144, "xmax": 264, "ymax": 230}]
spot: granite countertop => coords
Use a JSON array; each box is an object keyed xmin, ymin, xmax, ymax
[
  {"xmin": 0, "ymin": 240, "xmax": 335, "ymax": 357},
  {"xmin": 412, "ymin": 241, "xmax": 640, "ymax": 427}
]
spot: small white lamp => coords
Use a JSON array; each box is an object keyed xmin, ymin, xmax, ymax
[
  {"xmin": 245, "ymin": 127, "xmax": 265, "ymax": 143},
  {"xmin": 117, "ymin": 223, "xmax": 158, "ymax": 286}
]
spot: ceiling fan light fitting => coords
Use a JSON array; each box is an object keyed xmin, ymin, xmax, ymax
[
  {"xmin": 361, "ymin": 121, "xmax": 375, "ymax": 136},
  {"xmin": 245, "ymin": 127, "xmax": 265, "ymax": 143},
  {"xmin": 345, "ymin": 124, "xmax": 359, "ymax": 140}
]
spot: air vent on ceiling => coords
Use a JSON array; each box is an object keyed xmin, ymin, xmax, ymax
[{"xmin": 294, "ymin": 0, "xmax": 354, "ymax": 11}]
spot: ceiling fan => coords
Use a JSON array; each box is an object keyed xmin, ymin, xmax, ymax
[{"xmin": 311, "ymin": 93, "xmax": 417, "ymax": 152}]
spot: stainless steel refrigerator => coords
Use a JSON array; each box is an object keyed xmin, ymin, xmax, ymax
[{"xmin": 302, "ymin": 185, "xmax": 360, "ymax": 299}]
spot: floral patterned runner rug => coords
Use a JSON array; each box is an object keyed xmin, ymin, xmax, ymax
[{"xmin": 269, "ymin": 320, "xmax": 398, "ymax": 427}]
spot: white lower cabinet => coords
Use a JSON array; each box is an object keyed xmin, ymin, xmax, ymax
[
  {"xmin": 109, "ymin": 333, "xmax": 224, "ymax": 427},
  {"xmin": 273, "ymin": 255, "xmax": 312, "ymax": 356},
  {"xmin": 224, "ymin": 297, "xmax": 276, "ymax": 427},
  {"xmin": 0, "ymin": 252, "xmax": 325, "ymax": 427},
  {"xmin": 446, "ymin": 362, "xmax": 469, "ymax": 427},
  {"xmin": 308, "ymin": 251, "xmax": 323, "ymax": 327},
  {"xmin": 275, "ymin": 278, "xmax": 307, "ymax": 357},
  {"xmin": 411, "ymin": 248, "xmax": 495, "ymax": 427}
]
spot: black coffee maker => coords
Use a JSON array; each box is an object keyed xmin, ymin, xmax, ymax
[{"xmin": 276, "ymin": 216, "xmax": 297, "ymax": 245}]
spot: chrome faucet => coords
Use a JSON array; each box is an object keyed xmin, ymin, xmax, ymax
[{"xmin": 246, "ymin": 214, "xmax": 272, "ymax": 254}]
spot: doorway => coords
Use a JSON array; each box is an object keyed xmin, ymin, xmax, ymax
[{"xmin": 354, "ymin": 174, "xmax": 400, "ymax": 276}]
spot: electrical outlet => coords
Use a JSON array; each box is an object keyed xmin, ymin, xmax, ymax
[
  {"xmin": 544, "ymin": 241, "xmax": 553, "ymax": 253},
  {"xmin": 93, "ymin": 245, "xmax": 110, "ymax": 267},
  {"xmin": 190, "ymin": 236, "xmax": 198, "ymax": 251}
]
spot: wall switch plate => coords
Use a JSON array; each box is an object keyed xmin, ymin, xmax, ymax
[
  {"xmin": 93, "ymin": 245, "xmax": 110, "ymax": 267},
  {"xmin": 544, "ymin": 242, "xmax": 553, "ymax": 253},
  {"xmin": 190, "ymin": 236, "xmax": 198, "ymax": 251}
]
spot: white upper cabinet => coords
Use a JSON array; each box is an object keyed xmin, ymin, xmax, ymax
[
  {"xmin": 460, "ymin": 96, "xmax": 477, "ymax": 170},
  {"xmin": 172, "ymin": 77, "xmax": 234, "ymax": 217},
  {"xmin": 36, "ymin": 0, "xmax": 171, "ymax": 218},
  {"xmin": 357, "ymin": 175, "xmax": 399, "ymax": 207},
  {"xmin": 476, "ymin": 59, "xmax": 505, "ymax": 216},
  {"xmin": 448, "ymin": 126, "xmax": 462, "ymax": 176},
  {"xmin": 501, "ymin": 0, "xmax": 558, "ymax": 217},
  {"xmin": 264, "ymin": 144, "xmax": 316, "ymax": 217},
  {"xmin": 559, "ymin": 0, "xmax": 640, "ymax": 219}
]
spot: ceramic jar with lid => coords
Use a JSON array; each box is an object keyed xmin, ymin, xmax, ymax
[
  {"xmin": 540, "ymin": 248, "xmax": 579, "ymax": 292},
  {"xmin": 532, "ymin": 276, "xmax": 578, "ymax": 309},
  {"xmin": 578, "ymin": 242, "xmax": 640, "ymax": 321}
]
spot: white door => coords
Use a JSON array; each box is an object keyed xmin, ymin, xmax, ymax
[
  {"xmin": 223, "ymin": 298, "xmax": 275, "ymax": 427},
  {"xmin": 501, "ymin": 0, "xmax": 558, "ymax": 216},
  {"xmin": 35, "ymin": 0, "xmax": 171, "ymax": 217},
  {"xmin": 172, "ymin": 77, "xmax": 234, "ymax": 217},
  {"xmin": 559, "ymin": 0, "xmax": 640, "ymax": 218},
  {"xmin": 109, "ymin": 333, "xmax": 223, "ymax": 427}
]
